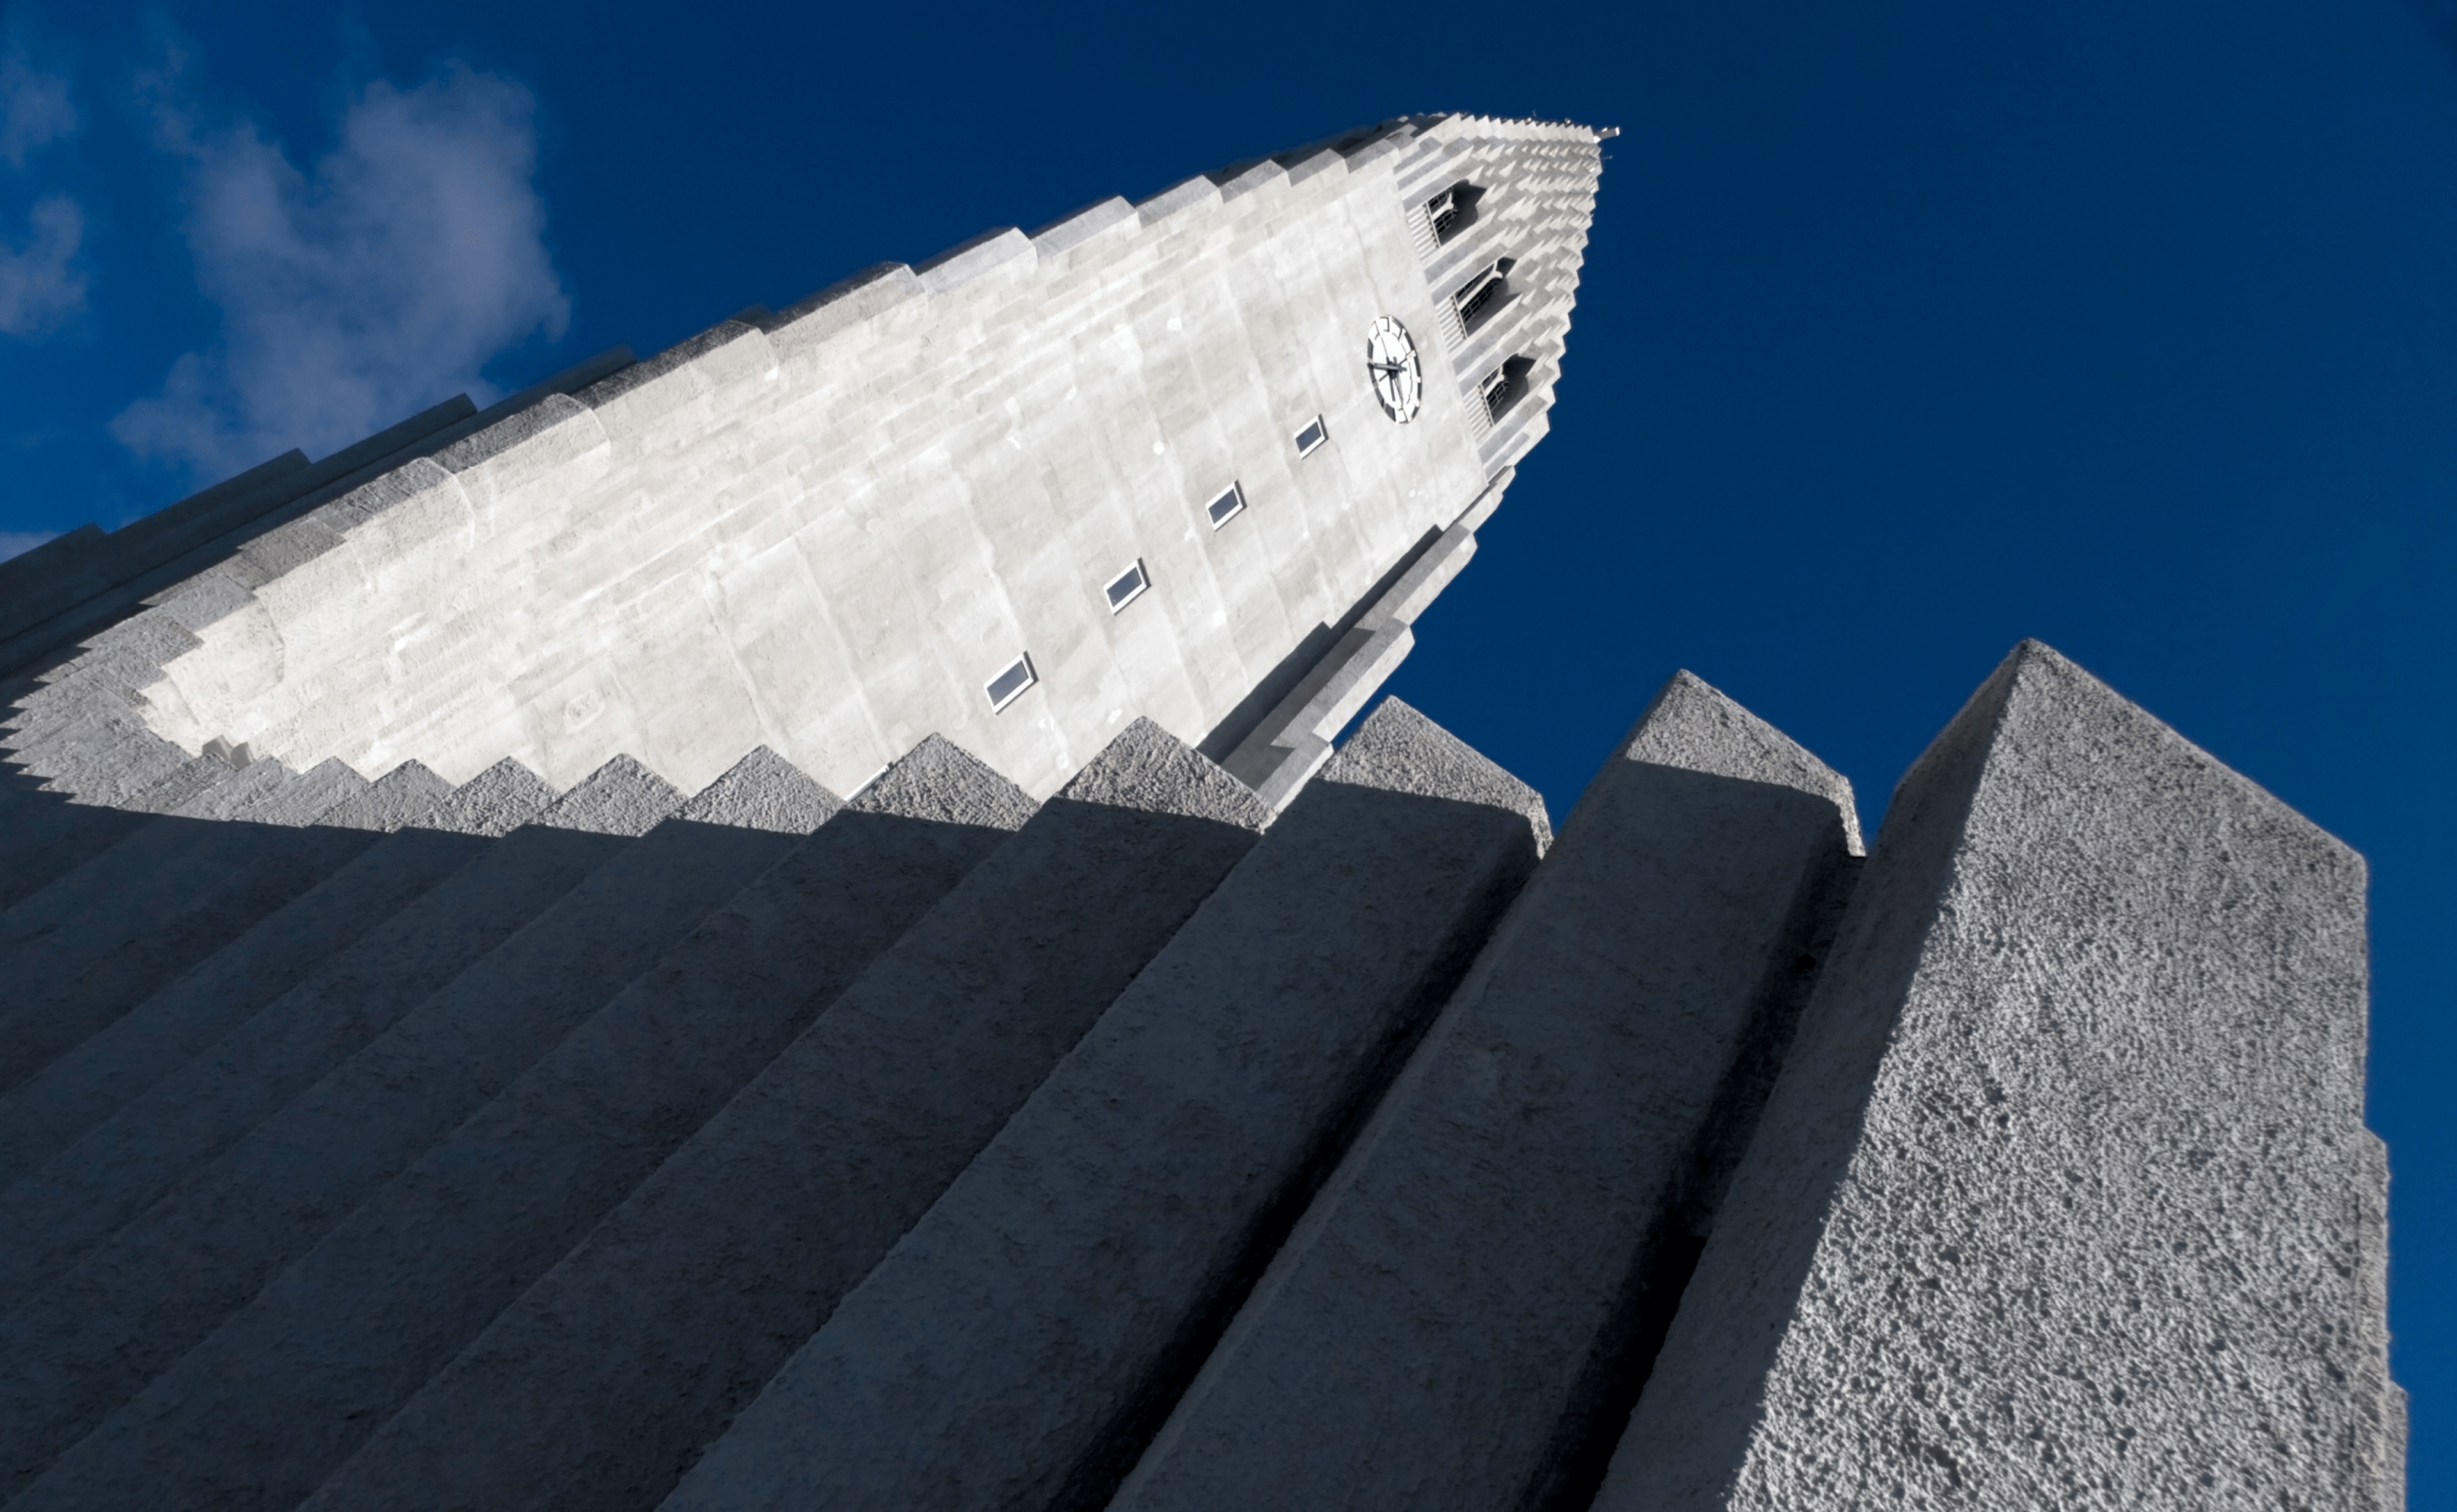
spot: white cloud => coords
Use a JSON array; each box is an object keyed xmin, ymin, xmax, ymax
[
  {"xmin": 0, "ymin": 32, "xmax": 84, "ymax": 337},
  {"xmin": 0, "ymin": 190, "xmax": 82, "ymax": 335},
  {"xmin": 113, "ymin": 57, "xmax": 570, "ymax": 480},
  {"xmin": 0, "ymin": 44, "xmax": 76, "ymax": 166}
]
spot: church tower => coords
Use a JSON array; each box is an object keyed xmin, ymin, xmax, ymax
[
  {"xmin": 0, "ymin": 114, "xmax": 2400, "ymax": 1512},
  {"xmin": 0, "ymin": 113, "xmax": 1605, "ymax": 816}
]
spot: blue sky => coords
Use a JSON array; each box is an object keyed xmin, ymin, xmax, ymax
[{"xmin": 3, "ymin": 0, "xmax": 2453, "ymax": 1498}]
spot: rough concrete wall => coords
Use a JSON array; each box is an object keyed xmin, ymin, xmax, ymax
[
  {"xmin": 658, "ymin": 699, "xmax": 1544, "ymax": 1512},
  {"xmin": 111, "ymin": 123, "xmax": 1584, "ymax": 804},
  {"xmin": 305, "ymin": 722, "xmax": 1261, "ymax": 1512},
  {"xmin": 1112, "ymin": 673, "xmax": 1856, "ymax": 1512},
  {"xmin": 0, "ymin": 768, "xmax": 460, "ymax": 1187},
  {"xmin": 0, "ymin": 757, "xmax": 697, "ymax": 1501},
  {"xmin": 1594, "ymin": 642, "xmax": 2397, "ymax": 1510}
]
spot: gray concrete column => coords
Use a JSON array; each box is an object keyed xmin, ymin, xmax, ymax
[
  {"xmin": 0, "ymin": 761, "xmax": 456, "ymax": 1191},
  {"xmin": 1109, "ymin": 672, "xmax": 1859, "ymax": 1512},
  {"xmin": 0, "ymin": 797, "xmax": 152, "ymax": 913},
  {"xmin": 298, "ymin": 720, "xmax": 1266, "ymax": 1512},
  {"xmin": 0, "ymin": 793, "xmax": 384, "ymax": 1097},
  {"xmin": 0, "ymin": 758, "xmax": 556, "ymax": 1318},
  {"xmin": 1593, "ymin": 642, "xmax": 2394, "ymax": 1511},
  {"xmin": 0, "ymin": 755, "xmax": 683, "ymax": 1500},
  {"xmin": 52, "ymin": 744, "xmax": 1030, "ymax": 1511},
  {"xmin": 660, "ymin": 696, "xmax": 1549, "ymax": 1512}
]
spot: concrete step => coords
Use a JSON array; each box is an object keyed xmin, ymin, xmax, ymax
[
  {"xmin": 69, "ymin": 744, "xmax": 1041, "ymax": 1509},
  {"xmin": 658, "ymin": 698, "xmax": 1549, "ymax": 1512},
  {"xmin": 0, "ymin": 754, "xmax": 695, "ymax": 1501},
  {"xmin": 0, "ymin": 758, "xmax": 559, "ymax": 1316},
  {"xmin": 0, "ymin": 764, "xmax": 381, "ymax": 1097},
  {"xmin": 1110, "ymin": 675, "xmax": 1863, "ymax": 1512},
  {"xmin": 300, "ymin": 720, "xmax": 1263, "ymax": 1512},
  {"xmin": 0, "ymin": 761, "xmax": 456, "ymax": 1189}
]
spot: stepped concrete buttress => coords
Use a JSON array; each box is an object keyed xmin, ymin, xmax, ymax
[
  {"xmin": 1593, "ymin": 642, "xmax": 2401, "ymax": 1512},
  {"xmin": 660, "ymin": 698, "xmax": 1547, "ymax": 1512},
  {"xmin": 305, "ymin": 721, "xmax": 1265, "ymax": 1512},
  {"xmin": 1111, "ymin": 671, "xmax": 1862, "ymax": 1512},
  {"xmin": 0, "ymin": 95, "xmax": 2397, "ymax": 1511},
  {"xmin": 0, "ymin": 758, "xmax": 560, "ymax": 1318}
]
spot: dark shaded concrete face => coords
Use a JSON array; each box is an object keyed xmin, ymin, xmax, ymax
[
  {"xmin": 293, "ymin": 725, "xmax": 1262, "ymax": 1512},
  {"xmin": 1111, "ymin": 671, "xmax": 1857, "ymax": 1512},
  {"xmin": 658, "ymin": 699, "xmax": 1543, "ymax": 1512}
]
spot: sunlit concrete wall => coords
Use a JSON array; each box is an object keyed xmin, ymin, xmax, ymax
[{"xmin": 131, "ymin": 120, "xmax": 1595, "ymax": 801}]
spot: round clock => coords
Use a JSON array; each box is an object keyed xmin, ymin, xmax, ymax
[{"xmin": 1366, "ymin": 317, "xmax": 1422, "ymax": 423}]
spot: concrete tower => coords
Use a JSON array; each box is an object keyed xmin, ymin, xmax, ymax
[
  {"xmin": 0, "ymin": 113, "xmax": 1602, "ymax": 815},
  {"xmin": 0, "ymin": 114, "xmax": 2401, "ymax": 1512}
]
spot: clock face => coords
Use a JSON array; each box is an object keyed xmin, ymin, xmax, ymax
[{"xmin": 1365, "ymin": 317, "xmax": 1422, "ymax": 423}]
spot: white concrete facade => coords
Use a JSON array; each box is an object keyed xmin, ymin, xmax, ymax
[{"xmin": 72, "ymin": 116, "xmax": 1600, "ymax": 803}]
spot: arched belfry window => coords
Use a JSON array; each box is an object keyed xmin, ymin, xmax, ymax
[
  {"xmin": 1452, "ymin": 257, "xmax": 1516, "ymax": 333},
  {"xmin": 1480, "ymin": 356, "xmax": 1536, "ymax": 424},
  {"xmin": 1422, "ymin": 182, "xmax": 1483, "ymax": 245}
]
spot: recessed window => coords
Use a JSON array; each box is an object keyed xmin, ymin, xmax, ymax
[
  {"xmin": 1293, "ymin": 417, "xmax": 1327, "ymax": 457},
  {"xmin": 985, "ymin": 654, "xmax": 1037, "ymax": 712},
  {"xmin": 1205, "ymin": 483, "xmax": 1246, "ymax": 529},
  {"xmin": 1104, "ymin": 561, "xmax": 1150, "ymax": 613},
  {"xmin": 1424, "ymin": 182, "xmax": 1483, "ymax": 244},
  {"xmin": 1481, "ymin": 356, "xmax": 1535, "ymax": 424},
  {"xmin": 1454, "ymin": 258, "xmax": 1514, "ymax": 330}
]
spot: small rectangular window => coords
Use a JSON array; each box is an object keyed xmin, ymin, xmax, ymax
[
  {"xmin": 1104, "ymin": 561, "xmax": 1149, "ymax": 613},
  {"xmin": 1205, "ymin": 484, "xmax": 1246, "ymax": 529},
  {"xmin": 1293, "ymin": 417, "xmax": 1327, "ymax": 457},
  {"xmin": 985, "ymin": 654, "xmax": 1037, "ymax": 712}
]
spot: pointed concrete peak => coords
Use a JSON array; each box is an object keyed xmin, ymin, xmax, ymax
[
  {"xmin": 422, "ymin": 758, "xmax": 557, "ymax": 838},
  {"xmin": 1879, "ymin": 642, "xmax": 2043, "ymax": 825},
  {"xmin": 1054, "ymin": 716, "xmax": 1270, "ymax": 831},
  {"xmin": 543, "ymin": 753, "xmax": 685, "ymax": 838},
  {"xmin": 1322, "ymin": 697, "xmax": 1552, "ymax": 852},
  {"xmin": 679, "ymin": 746, "xmax": 842, "ymax": 834},
  {"xmin": 848, "ymin": 733, "xmax": 1037, "ymax": 831},
  {"xmin": 1966, "ymin": 639, "xmax": 2357, "ymax": 866},
  {"xmin": 324, "ymin": 758, "xmax": 456, "ymax": 832},
  {"xmin": 1621, "ymin": 669, "xmax": 1864, "ymax": 855}
]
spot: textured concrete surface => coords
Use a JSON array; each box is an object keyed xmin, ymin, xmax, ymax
[
  {"xmin": 0, "ymin": 117, "xmax": 1602, "ymax": 818},
  {"xmin": 1593, "ymin": 642, "xmax": 2399, "ymax": 1511},
  {"xmin": 0, "ymin": 815, "xmax": 579, "ymax": 1315},
  {"xmin": 0, "ymin": 806, "xmax": 381, "ymax": 1098},
  {"xmin": 0, "ymin": 799, "xmax": 152, "ymax": 912},
  {"xmin": 121, "ymin": 135, "xmax": 1499, "ymax": 804},
  {"xmin": 660, "ymin": 697, "xmax": 1544, "ymax": 1512},
  {"xmin": 305, "ymin": 722, "xmax": 1259, "ymax": 1512},
  {"xmin": 0, "ymin": 763, "xmax": 619, "ymax": 1488},
  {"xmin": 1112, "ymin": 674, "xmax": 1859, "ymax": 1512},
  {"xmin": 25, "ymin": 752, "xmax": 846, "ymax": 1509},
  {"xmin": 265, "ymin": 741, "xmax": 1026, "ymax": 1512},
  {"xmin": 0, "ymin": 765, "xmax": 468, "ymax": 1184},
  {"xmin": 0, "ymin": 760, "xmax": 720, "ymax": 1500}
]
